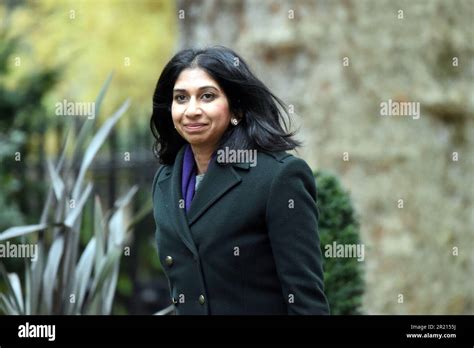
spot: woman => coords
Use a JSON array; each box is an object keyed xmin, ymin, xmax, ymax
[{"xmin": 150, "ymin": 46, "xmax": 329, "ymax": 315}]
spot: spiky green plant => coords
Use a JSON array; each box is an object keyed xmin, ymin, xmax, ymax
[{"xmin": 0, "ymin": 74, "xmax": 153, "ymax": 315}]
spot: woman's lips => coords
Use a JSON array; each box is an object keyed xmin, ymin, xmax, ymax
[{"xmin": 183, "ymin": 123, "xmax": 208, "ymax": 133}]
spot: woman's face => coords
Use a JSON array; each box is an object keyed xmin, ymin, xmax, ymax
[{"xmin": 172, "ymin": 68, "xmax": 232, "ymax": 149}]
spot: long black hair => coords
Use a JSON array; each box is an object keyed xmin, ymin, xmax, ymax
[{"xmin": 150, "ymin": 45, "xmax": 301, "ymax": 165}]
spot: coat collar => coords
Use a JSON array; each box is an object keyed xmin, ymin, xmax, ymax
[{"xmin": 157, "ymin": 145, "xmax": 247, "ymax": 257}]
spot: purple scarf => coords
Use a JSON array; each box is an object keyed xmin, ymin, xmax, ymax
[
  {"xmin": 181, "ymin": 144, "xmax": 218, "ymax": 212},
  {"xmin": 181, "ymin": 144, "xmax": 197, "ymax": 212}
]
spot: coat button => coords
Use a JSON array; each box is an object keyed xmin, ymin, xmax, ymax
[
  {"xmin": 165, "ymin": 256, "xmax": 173, "ymax": 267},
  {"xmin": 198, "ymin": 295, "xmax": 205, "ymax": 305}
]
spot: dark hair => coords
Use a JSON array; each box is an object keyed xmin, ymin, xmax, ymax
[{"xmin": 150, "ymin": 45, "xmax": 301, "ymax": 165}]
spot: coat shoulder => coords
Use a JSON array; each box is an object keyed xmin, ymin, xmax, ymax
[
  {"xmin": 258, "ymin": 150, "xmax": 312, "ymax": 173},
  {"xmin": 256, "ymin": 151, "xmax": 316, "ymax": 195},
  {"xmin": 151, "ymin": 164, "xmax": 169, "ymax": 199}
]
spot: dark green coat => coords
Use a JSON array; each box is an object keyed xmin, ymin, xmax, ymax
[{"xmin": 152, "ymin": 146, "xmax": 329, "ymax": 315}]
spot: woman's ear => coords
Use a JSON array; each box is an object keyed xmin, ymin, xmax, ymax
[
  {"xmin": 234, "ymin": 109, "xmax": 244, "ymax": 121},
  {"xmin": 233, "ymin": 99, "xmax": 244, "ymax": 119},
  {"xmin": 231, "ymin": 110, "xmax": 244, "ymax": 125}
]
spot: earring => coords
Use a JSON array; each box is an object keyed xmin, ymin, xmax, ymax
[{"xmin": 231, "ymin": 118, "xmax": 239, "ymax": 126}]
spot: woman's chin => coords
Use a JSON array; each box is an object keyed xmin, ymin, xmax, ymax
[{"xmin": 185, "ymin": 136, "xmax": 210, "ymax": 146}]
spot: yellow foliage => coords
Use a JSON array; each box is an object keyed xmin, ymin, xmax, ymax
[{"xmin": 4, "ymin": 0, "xmax": 176, "ymax": 156}]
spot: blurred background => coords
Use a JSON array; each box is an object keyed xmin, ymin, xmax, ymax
[{"xmin": 0, "ymin": 0, "xmax": 472, "ymax": 315}]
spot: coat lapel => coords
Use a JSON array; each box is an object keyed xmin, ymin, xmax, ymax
[
  {"xmin": 157, "ymin": 145, "xmax": 251, "ymax": 257},
  {"xmin": 158, "ymin": 146, "xmax": 198, "ymax": 257},
  {"xmin": 187, "ymin": 159, "xmax": 245, "ymax": 226}
]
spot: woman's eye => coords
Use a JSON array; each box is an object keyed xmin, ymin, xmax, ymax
[
  {"xmin": 202, "ymin": 93, "xmax": 215, "ymax": 101},
  {"xmin": 174, "ymin": 95, "xmax": 186, "ymax": 102}
]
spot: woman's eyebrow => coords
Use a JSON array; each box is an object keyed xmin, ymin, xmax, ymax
[{"xmin": 173, "ymin": 86, "xmax": 219, "ymax": 92}]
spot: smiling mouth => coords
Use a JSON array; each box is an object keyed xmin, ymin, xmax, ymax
[{"xmin": 183, "ymin": 123, "xmax": 209, "ymax": 132}]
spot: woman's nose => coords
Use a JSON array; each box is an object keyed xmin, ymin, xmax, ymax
[{"xmin": 184, "ymin": 97, "xmax": 202, "ymax": 117}]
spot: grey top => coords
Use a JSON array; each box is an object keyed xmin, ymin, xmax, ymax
[{"xmin": 195, "ymin": 174, "xmax": 205, "ymax": 191}]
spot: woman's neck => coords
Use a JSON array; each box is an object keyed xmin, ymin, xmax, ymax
[{"xmin": 190, "ymin": 144, "xmax": 215, "ymax": 175}]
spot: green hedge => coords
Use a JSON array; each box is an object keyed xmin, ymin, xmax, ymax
[{"xmin": 315, "ymin": 171, "xmax": 364, "ymax": 315}]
